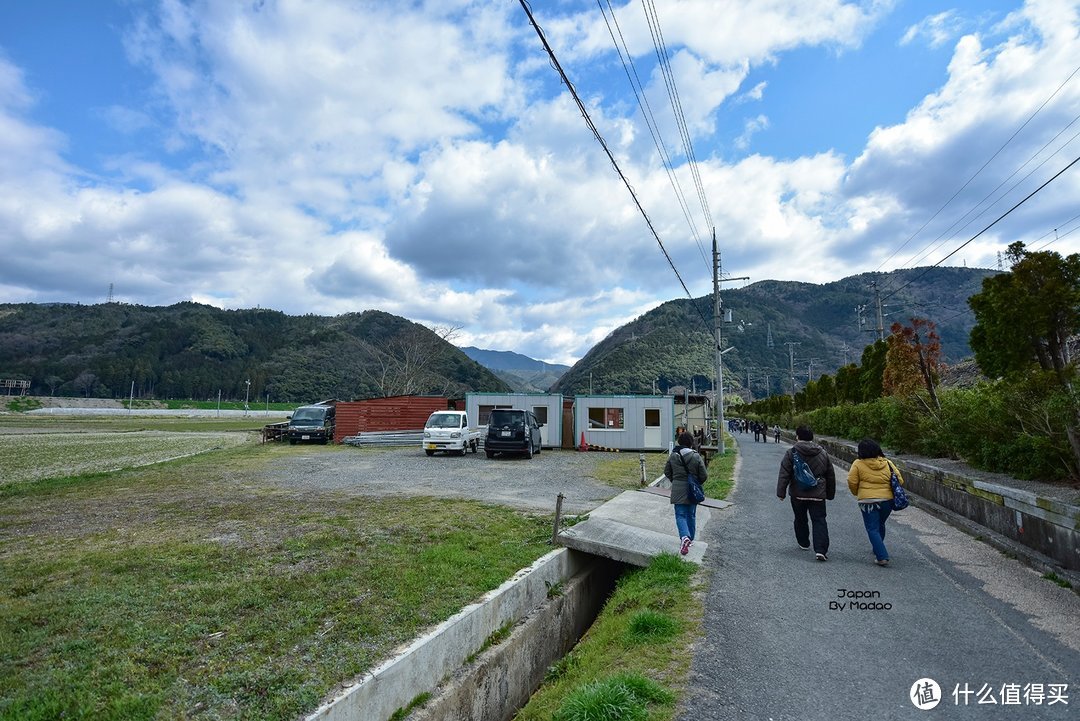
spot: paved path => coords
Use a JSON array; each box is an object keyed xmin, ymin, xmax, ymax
[{"xmin": 682, "ymin": 434, "xmax": 1079, "ymax": 720}]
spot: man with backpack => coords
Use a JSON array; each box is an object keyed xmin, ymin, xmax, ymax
[{"xmin": 776, "ymin": 425, "xmax": 836, "ymax": 561}]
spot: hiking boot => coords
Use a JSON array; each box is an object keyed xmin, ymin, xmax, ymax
[
  {"xmin": 815, "ymin": 552, "xmax": 828, "ymax": 562},
  {"xmin": 680, "ymin": 537, "xmax": 692, "ymax": 556}
]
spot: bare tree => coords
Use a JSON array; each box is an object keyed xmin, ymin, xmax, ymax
[{"xmin": 360, "ymin": 323, "xmax": 464, "ymax": 397}]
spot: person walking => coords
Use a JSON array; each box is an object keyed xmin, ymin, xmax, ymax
[
  {"xmin": 847, "ymin": 438, "xmax": 904, "ymax": 566},
  {"xmin": 773, "ymin": 424, "xmax": 781, "ymax": 443},
  {"xmin": 776, "ymin": 425, "xmax": 836, "ymax": 561},
  {"xmin": 665, "ymin": 431, "xmax": 708, "ymax": 556}
]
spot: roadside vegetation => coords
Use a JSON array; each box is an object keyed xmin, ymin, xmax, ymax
[
  {"xmin": 515, "ymin": 439, "xmax": 736, "ymax": 721},
  {"xmin": 745, "ymin": 243, "xmax": 1080, "ymax": 483}
]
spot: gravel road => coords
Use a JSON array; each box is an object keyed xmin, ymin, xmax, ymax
[{"xmin": 260, "ymin": 445, "xmax": 633, "ymax": 515}]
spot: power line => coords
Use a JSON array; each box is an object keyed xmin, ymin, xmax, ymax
[
  {"xmin": 885, "ymin": 153, "xmax": 1080, "ymax": 302},
  {"xmin": 517, "ymin": 0, "xmax": 714, "ymax": 335},
  {"xmin": 597, "ymin": 0, "xmax": 708, "ymax": 267},
  {"xmin": 639, "ymin": 0, "xmax": 714, "ymax": 231},
  {"xmin": 902, "ymin": 120, "xmax": 1080, "ymax": 270},
  {"xmin": 874, "ymin": 63, "xmax": 1080, "ymax": 280}
]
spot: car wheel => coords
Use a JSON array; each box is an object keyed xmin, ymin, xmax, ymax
[
  {"xmin": 289, "ymin": 438, "xmax": 297, "ymax": 446},
  {"xmin": 425, "ymin": 449, "xmax": 435, "ymax": 457},
  {"xmin": 486, "ymin": 450, "xmax": 495, "ymax": 459},
  {"xmin": 525, "ymin": 441, "xmax": 533, "ymax": 459}
]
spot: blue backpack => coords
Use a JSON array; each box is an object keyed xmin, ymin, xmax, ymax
[{"xmin": 791, "ymin": 450, "xmax": 821, "ymax": 491}]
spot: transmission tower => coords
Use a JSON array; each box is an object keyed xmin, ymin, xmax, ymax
[
  {"xmin": 106, "ymin": 283, "xmax": 114, "ymax": 304},
  {"xmin": 766, "ymin": 322, "xmax": 774, "ymax": 348}
]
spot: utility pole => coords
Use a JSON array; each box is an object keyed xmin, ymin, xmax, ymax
[
  {"xmin": 712, "ymin": 230, "xmax": 750, "ymax": 454},
  {"xmin": 713, "ymin": 231, "xmax": 725, "ymax": 454},
  {"xmin": 871, "ymin": 281, "xmax": 885, "ymax": 341},
  {"xmin": 785, "ymin": 342, "xmax": 800, "ymax": 398},
  {"xmin": 746, "ymin": 368, "xmax": 753, "ymax": 403},
  {"xmin": 807, "ymin": 359, "xmax": 820, "ymax": 383}
]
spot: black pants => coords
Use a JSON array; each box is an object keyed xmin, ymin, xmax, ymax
[{"xmin": 791, "ymin": 497, "xmax": 829, "ymax": 554}]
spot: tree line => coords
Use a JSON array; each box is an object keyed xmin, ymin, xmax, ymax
[
  {"xmin": 0, "ymin": 303, "xmax": 509, "ymax": 403},
  {"xmin": 745, "ymin": 242, "xmax": 1080, "ymax": 482}
]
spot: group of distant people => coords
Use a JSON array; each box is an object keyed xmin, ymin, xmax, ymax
[
  {"xmin": 665, "ymin": 422, "xmax": 905, "ymax": 565},
  {"xmin": 727, "ymin": 418, "xmax": 781, "ymax": 443}
]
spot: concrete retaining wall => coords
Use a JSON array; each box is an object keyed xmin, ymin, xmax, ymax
[
  {"xmin": 814, "ymin": 437, "xmax": 1080, "ymax": 573},
  {"xmin": 410, "ymin": 557, "xmax": 621, "ymax": 721},
  {"xmin": 305, "ymin": 548, "xmax": 615, "ymax": 721}
]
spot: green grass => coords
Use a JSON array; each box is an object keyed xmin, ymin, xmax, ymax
[
  {"xmin": 514, "ymin": 434, "xmax": 738, "ymax": 721},
  {"xmin": 702, "ymin": 434, "xmax": 736, "ymax": 500},
  {"xmin": 590, "ymin": 452, "xmax": 670, "ymax": 489},
  {"xmin": 553, "ymin": 673, "xmax": 674, "ymax": 721},
  {"xmin": 159, "ymin": 399, "xmax": 297, "ymax": 412},
  {"xmin": 0, "ymin": 430, "xmax": 253, "ymax": 487},
  {"xmin": 0, "ymin": 414, "xmax": 280, "ymax": 435},
  {"xmin": 513, "ymin": 554, "xmax": 700, "ymax": 721},
  {"xmin": 1042, "ymin": 572, "xmax": 1073, "ymax": 589},
  {"xmin": 5, "ymin": 396, "xmax": 42, "ymax": 412},
  {"xmin": 0, "ymin": 442, "xmax": 554, "ymax": 720},
  {"xmin": 589, "ymin": 434, "xmax": 736, "ymax": 499}
]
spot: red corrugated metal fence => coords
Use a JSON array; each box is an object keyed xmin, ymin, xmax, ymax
[{"xmin": 334, "ymin": 396, "xmax": 455, "ymax": 443}]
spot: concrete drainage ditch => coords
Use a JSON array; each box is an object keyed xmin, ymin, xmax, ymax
[{"xmin": 305, "ymin": 548, "xmax": 623, "ymax": 721}]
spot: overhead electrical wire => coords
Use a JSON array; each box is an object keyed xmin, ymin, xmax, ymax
[
  {"xmin": 881, "ymin": 153, "xmax": 1080, "ymax": 303},
  {"xmin": 596, "ymin": 0, "xmax": 709, "ymax": 268},
  {"xmin": 901, "ymin": 121, "xmax": 1080, "ymax": 270},
  {"xmin": 873, "ymin": 62, "xmax": 1080, "ymax": 281},
  {"xmin": 640, "ymin": 0, "xmax": 714, "ymax": 233},
  {"xmin": 517, "ymin": 0, "xmax": 715, "ymax": 338}
]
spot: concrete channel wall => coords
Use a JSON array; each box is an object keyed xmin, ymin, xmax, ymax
[
  {"xmin": 306, "ymin": 548, "xmax": 620, "ymax": 721},
  {"xmin": 813, "ymin": 436, "xmax": 1080, "ymax": 574}
]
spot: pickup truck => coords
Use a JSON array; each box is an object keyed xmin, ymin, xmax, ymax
[{"xmin": 422, "ymin": 410, "xmax": 481, "ymax": 456}]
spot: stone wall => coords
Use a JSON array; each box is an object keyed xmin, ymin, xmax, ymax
[{"xmin": 814, "ymin": 436, "xmax": 1080, "ymax": 573}]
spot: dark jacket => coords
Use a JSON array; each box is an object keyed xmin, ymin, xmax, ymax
[
  {"xmin": 665, "ymin": 445, "xmax": 708, "ymax": 505},
  {"xmin": 777, "ymin": 440, "xmax": 836, "ymax": 501}
]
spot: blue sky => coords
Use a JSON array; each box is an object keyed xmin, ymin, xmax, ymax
[{"xmin": 1, "ymin": 0, "xmax": 1078, "ymax": 365}]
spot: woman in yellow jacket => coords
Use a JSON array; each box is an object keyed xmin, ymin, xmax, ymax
[{"xmin": 847, "ymin": 438, "xmax": 904, "ymax": 566}]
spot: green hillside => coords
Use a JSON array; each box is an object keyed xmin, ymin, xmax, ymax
[
  {"xmin": 0, "ymin": 302, "xmax": 510, "ymax": 402},
  {"xmin": 552, "ymin": 266, "xmax": 997, "ymax": 397}
]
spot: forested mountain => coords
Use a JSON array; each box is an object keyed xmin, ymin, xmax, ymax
[
  {"xmin": 460, "ymin": 346, "xmax": 570, "ymax": 392},
  {"xmin": 0, "ymin": 302, "xmax": 510, "ymax": 402},
  {"xmin": 552, "ymin": 266, "xmax": 997, "ymax": 398}
]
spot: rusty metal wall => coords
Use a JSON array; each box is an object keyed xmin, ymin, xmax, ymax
[{"xmin": 334, "ymin": 396, "xmax": 450, "ymax": 443}]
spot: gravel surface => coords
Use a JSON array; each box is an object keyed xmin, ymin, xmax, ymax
[{"xmin": 260, "ymin": 445, "xmax": 630, "ymax": 515}]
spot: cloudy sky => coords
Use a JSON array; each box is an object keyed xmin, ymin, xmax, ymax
[{"xmin": 2, "ymin": 0, "xmax": 1078, "ymax": 365}]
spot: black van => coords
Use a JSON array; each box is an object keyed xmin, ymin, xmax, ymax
[
  {"xmin": 286, "ymin": 403, "xmax": 336, "ymax": 445},
  {"xmin": 485, "ymin": 408, "xmax": 542, "ymax": 459}
]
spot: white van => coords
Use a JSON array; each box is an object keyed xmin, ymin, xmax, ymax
[{"xmin": 422, "ymin": 410, "xmax": 481, "ymax": 456}]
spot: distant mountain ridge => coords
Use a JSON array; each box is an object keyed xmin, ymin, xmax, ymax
[
  {"xmin": 460, "ymin": 347, "xmax": 570, "ymax": 393},
  {"xmin": 552, "ymin": 265, "xmax": 998, "ymax": 398},
  {"xmin": 460, "ymin": 347, "xmax": 570, "ymax": 373}
]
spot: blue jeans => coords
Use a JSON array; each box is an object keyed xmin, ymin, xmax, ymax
[
  {"xmin": 860, "ymin": 501, "xmax": 893, "ymax": 561},
  {"xmin": 674, "ymin": 503, "xmax": 697, "ymax": 541}
]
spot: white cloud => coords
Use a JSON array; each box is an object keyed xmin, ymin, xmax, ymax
[
  {"xmin": 734, "ymin": 114, "xmax": 770, "ymax": 151},
  {"xmin": 900, "ymin": 10, "xmax": 966, "ymax": 48},
  {"xmin": 3, "ymin": 0, "xmax": 1079, "ymax": 370}
]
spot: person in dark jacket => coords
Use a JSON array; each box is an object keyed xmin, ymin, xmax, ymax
[
  {"xmin": 665, "ymin": 431, "xmax": 709, "ymax": 556},
  {"xmin": 776, "ymin": 425, "xmax": 836, "ymax": 561}
]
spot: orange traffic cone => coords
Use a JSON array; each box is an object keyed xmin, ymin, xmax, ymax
[{"xmin": 579, "ymin": 432, "xmax": 587, "ymax": 452}]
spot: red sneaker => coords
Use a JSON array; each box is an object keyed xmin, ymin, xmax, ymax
[{"xmin": 680, "ymin": 537, "xmax": 692, "ymax": 556}]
